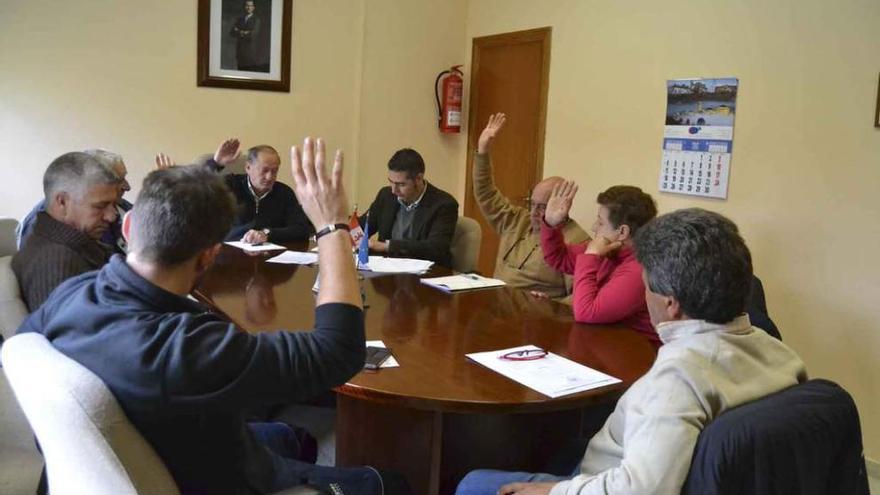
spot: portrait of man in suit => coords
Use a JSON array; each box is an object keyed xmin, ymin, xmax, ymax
[{"xmin": 224, "ymin": 0, "xmax": 271, "ymax": 72}]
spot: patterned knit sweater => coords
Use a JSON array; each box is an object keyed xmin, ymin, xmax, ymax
[{"xmin": 11, "ymin": 212, "xmax": 112, "ymax": 311}]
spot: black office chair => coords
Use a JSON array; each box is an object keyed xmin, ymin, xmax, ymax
[
  {"xmin": 747, "ymin": 275, "xmax": 781, "ymax": 340},
  {"xmin": 682, "ymin": 379, "xmax": 869, "ymax": 495}
]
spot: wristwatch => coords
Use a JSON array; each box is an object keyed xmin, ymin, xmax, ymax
[
  {"xmin": 261, "ymin": 228, "xmax": 271, "ymax": 239},
  {"xmin": 314, "ymin": 223, "xmax": 350, "ymax": 241}
]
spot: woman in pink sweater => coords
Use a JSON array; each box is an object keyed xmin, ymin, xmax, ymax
[{"xmin": 541, "ymin": 183, "xmax": 659, "ymax": 344}]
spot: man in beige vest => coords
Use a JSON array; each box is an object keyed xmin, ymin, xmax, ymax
[{"xmin": 472, "ymin": 113, "xmax": 588, "ymax": 300}]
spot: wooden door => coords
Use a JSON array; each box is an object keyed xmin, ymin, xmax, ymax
[{"xmin": 464, "ymin": 27, "xmax": 551, "ymax": 276}]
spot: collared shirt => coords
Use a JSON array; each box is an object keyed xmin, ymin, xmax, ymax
[
  {"xmin": 396, "ymin": 181, "xmax": 428, "ymax": 211},
  {"xmin": 247, "ymin": 177, "xmax": 272, "ymax": 215},
  {"xmin": 392, "ymin": 182, "xmax": 429, "ymax": 240}
]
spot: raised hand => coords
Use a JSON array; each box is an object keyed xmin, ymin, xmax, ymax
[
  {"xmin": 290, "ymin": 137, "xmax": 348, "ymax": 229},
  {"xmin": 543, "ymin": 180, "xmax": 578, "ymax": 227},
  {"xmin": 291, "ymin": 137, "xmax": 359, "ymax": 307},
  {"xmin": 214, "ymin": 138, "xmax": 241, "ymax": 166},
  {"xmin": 154, "ymin": 153, "xmax": 175, "ymax": 170},
  {"xmin": 477, "ymin": 113, "xmax": 507, "ymax": 154}
]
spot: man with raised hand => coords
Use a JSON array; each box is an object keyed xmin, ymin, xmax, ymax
[
  {"xmin": 472, "ymin": 113, "xmax": 589, "ymax": 300},
  {"xmin": 18, "ymin": 138, "xmax": 393, "ymax": 494}
]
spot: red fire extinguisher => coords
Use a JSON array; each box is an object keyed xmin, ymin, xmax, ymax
[{"xmin": 435, "ymin": 65, "xmax": 464, "ymax": 133}]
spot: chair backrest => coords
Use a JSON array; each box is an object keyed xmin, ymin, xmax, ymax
[
  {"xmin": 682, "ymin": 379, "xmax": 869, "ymax": 495},
  {"xmin": 1, "ymin": 333, "xmax": 181, "ymax": 495},
  {"xmin": 0, "ymin": 217, "xmax": 19, "ymax": 257},
  {"xmin": 747, "ymin": 275, "xmax": 781, "ymax": 340},
  {"xmin": 0, "ymin": 256, "xmax": 28, "ymax": 340},
  {"xmin": 450, "ymin": 216, "xmax": 482, "ymax": 273}
]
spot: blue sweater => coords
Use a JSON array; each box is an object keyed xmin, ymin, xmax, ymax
[{"xmin": 17, "ymin": 256, "xmax": 365, "ymax": 494}]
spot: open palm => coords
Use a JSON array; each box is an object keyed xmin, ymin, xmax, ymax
[
  {"xmin": 477, "ymin": 113, "xmax": 507, "ymax": 153},
  {"xmin": 544, "ymin": 180, "xmax": 578, "ymax": 227}
]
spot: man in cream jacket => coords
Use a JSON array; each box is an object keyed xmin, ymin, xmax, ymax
[{"xmin": 456, "ymin": 208, "xmax": 807, "ymax": 495}]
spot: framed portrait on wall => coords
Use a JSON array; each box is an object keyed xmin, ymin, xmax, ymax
[{"xmin": 197, "ymin": 0, "xmax": 292, "ymax": 92}]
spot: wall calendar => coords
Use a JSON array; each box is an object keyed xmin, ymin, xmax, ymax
[{"xmin": 659, "ymin": 77, "xmax": 738, "ymax": 199}]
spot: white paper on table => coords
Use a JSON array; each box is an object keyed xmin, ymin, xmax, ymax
[
  {"xmin": 266, "ymin": 251, "xmax": 318, "ymax": 265},
  {"xmin": 225, "ymin": 241, "xmax": 286, "ymax": 252},
  {"xmin": 420, "ymin": 274, "xmax": 505, "ymax": 292},
  {"xmin": 466, "ymin": 345, "xmax": 620, "ymax": 398},
  {"xmin": 366, "ymin": 340, "xmax": 399, "ymax": 368},
  {"xmin": 358, "ymin": 256, "xmax": 433, "ymax": 274}
]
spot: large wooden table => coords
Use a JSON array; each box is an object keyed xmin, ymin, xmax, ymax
[{"xmin": 195, "ymin": 244, "xmax": 657, "ymax": 494}]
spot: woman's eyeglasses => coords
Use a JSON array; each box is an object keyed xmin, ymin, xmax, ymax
[{"xmin": 499, "ymin": 348, "xmax": 548, "ymax": 361}]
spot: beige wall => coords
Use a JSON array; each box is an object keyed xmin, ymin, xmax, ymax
[
  {"xmin": 0, "ymin": 0, "xmax": 366, "ymax": 219},
  {"xmin": 464, "ymin": 0, "xmax": 880, "ymax": 459},
  {"xmin": 3, "ymin": 0, "xmax": 877, "ymax": 464},
  {"xmin": 355, "ymin": 0, "xmax": 468, "ymax": 210}
]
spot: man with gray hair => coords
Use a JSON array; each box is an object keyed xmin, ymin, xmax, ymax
[
  {"xmin": 17, "ymin": 148, "xmax": 132, "ymax": 252},
  {"xmin": 12, "ymin": 152, "xmax": 119, "ymax": 311},
  {"xmin": 204, "ymin": 138, "xmax": 313, "ymax": 244},
  {"xmin": 456, "ymin": 208, "xmax": 807, "ymax": 495}
]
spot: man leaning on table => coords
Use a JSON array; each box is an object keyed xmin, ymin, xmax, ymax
[
  {"xmin": 472, "ymin": 113, "xmax": 589, "ymax": 300},
  {"xmin": 455, "ymin": 208, "xmax": 807, "ymax": 495},
  {"xmin": 17, "ymin": 138, "xmax": 408, "ymax": 494},
  {"xmin": 360, "ymin": 147, "xmax": 459, "ymax": 267},
  {"xmin": 204, "ymin": 137, "xmax": 313, "ymax": 245}
]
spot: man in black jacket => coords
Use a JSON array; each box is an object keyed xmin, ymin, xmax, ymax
[
  {"xmin": 209, "ymin": 140, "xmax": 313, "ymax": 244},
  {"xmin": 362, "ymin": 148, "xmax": 458, "ymax": 267},
  {"xmin": 17, "ymin": 139, "xmax": 388, "ymax": 494}
]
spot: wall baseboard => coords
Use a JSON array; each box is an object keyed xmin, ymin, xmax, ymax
[{"xmin": 867, "ymin": 456, "xmax": 880, "ymax": 479}]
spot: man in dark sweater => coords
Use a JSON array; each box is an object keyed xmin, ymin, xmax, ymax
[
  {"xmin": 361, "ymin": 148, "xmax": 458, "ymax": 267},
  {"xmin": 205, "ymin": 139, "xmax": 312, "ymax": 244},
  {"xmin": 12, "ymin": 152, "xmax": 118, "ymax": 311},
  {"xmin": 17, "ymin": 139, "xmax": 388, "ymax": 494}
]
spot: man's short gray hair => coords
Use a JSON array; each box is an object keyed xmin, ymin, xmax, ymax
[
  {"xmin": 247, "ymin": 145, "xmax": 279, "ymax": 164},
  {"xmin": 83, "ymin": 148, "xmax": 125, "ymax": 177},
  {"xmin": 633, "ymin": 208, "xmax": 753, "ymax": 324},
  {"xmin": 43, "ymin": 152, "xmax": 120, "ymax": 202}
]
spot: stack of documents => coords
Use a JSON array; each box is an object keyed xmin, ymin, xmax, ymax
[
  {"xmin": 420, "ymin": 274, "xmax": 505, "ymax": 293},
  {"xmin": 358, "ymin": 256, "xmax": 434, "ymax": 274},
  {"xmin": 225, "ymin": 241, "xmax": 286, "ymax": 252},
  {"xmin": 266, "ymin": 251, "xmax": 318, "ymax": 265},
  {"xmin": 466, "ymin": 345, "xmax": 621, "ymax": 398}
]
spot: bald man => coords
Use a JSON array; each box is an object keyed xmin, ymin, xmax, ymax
[{"xmin": 472, "ymin": 113, "xmax": 588, "ymax": 300}]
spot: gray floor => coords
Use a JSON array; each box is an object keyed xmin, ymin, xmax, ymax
[
  {"xmin": 1, "ymin": 367, "xmax": 878, "ymax": 494},
  {"xmin": 1, "ymin": 370, "xmax": 43, "ymax": 495}
]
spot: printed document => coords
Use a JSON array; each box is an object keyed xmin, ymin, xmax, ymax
[
  {"xmin": 466, "ymin": 345, "xmax": 620, "ymax": 398},
  {"xmin": 225, "ymin": 241, "xmax": 286, "ymax": 252},
  {"xmin": 266, "ymin": 251, "xmax": 319, "ymax": 265},
  {"xmin": 420, "ymin": 274, "xmax": 505, "ymax": 293}
]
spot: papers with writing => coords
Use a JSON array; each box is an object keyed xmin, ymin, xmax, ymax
[
  {"xmin": 420, "ymin": 274, "xmax": 505, "ymax": 293},
  {"xmin": 358, "ymin": 256, "xmax": 434, "ymax": 274},
  {"xmin": 225, "ymin": 241, "xmax": 286, "ymax": 252},
  {"xmin": 366, "ymin": 340, "xmax": 399, "ymax": 368},
  {"xmin": 266, "ymin": 251, "xmax": 318, "ymax": 265},
  {"xmin": 466, "ymin": 345, "xmax": 620, "ymax": 398}
]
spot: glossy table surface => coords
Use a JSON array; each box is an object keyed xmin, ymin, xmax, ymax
[{"xmin": 194, "ymin": 243, "xmax": 657, "ymax": 414}]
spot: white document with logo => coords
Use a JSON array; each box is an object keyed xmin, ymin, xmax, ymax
[
  {"xmin": 466, "ymin": 345, "xmax": 621, "ymax": 398},
  {"xmin": 266, "ymin": 251, "xmax": 319, "ymax": 265},
  {"xmin": 225, "ymin": 241, "xmax": 286, "ymax": 252}
]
